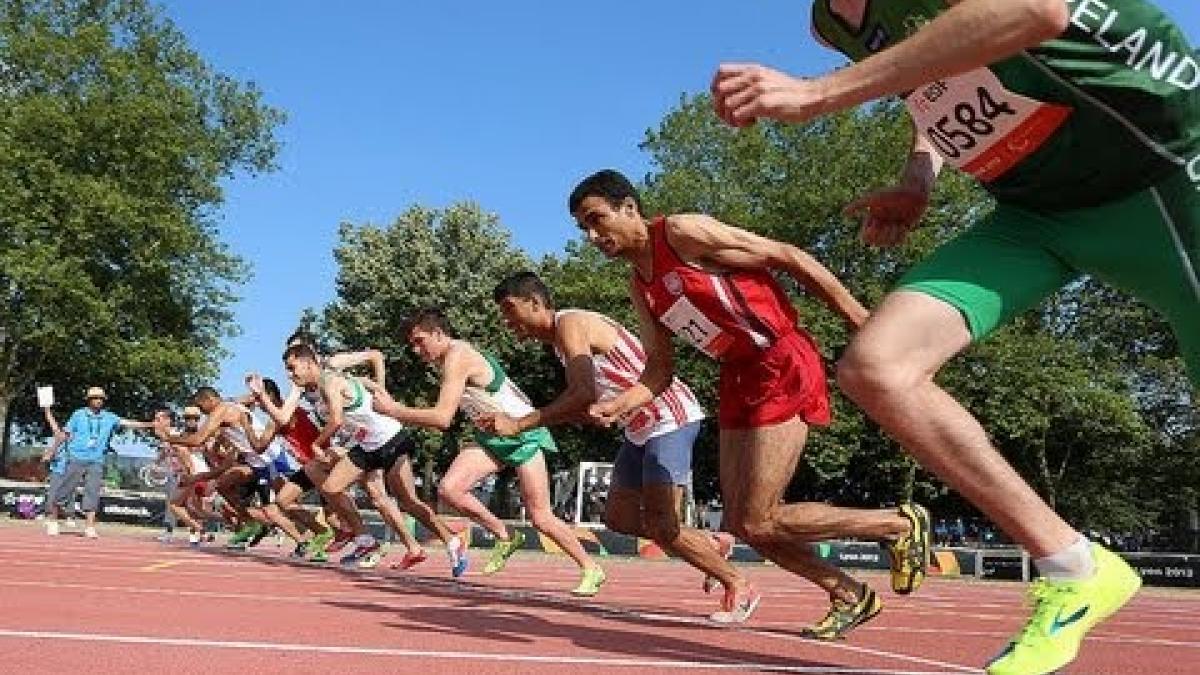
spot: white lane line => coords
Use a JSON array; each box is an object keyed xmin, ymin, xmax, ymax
[{"xmin": 0, "ymin": 629, "xmax": 963, "ymax": 674}]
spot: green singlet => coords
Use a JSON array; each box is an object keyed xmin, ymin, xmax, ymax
[{"xmin": 811, "ymin": 0, "xmax": 1200, "ymax": 384}]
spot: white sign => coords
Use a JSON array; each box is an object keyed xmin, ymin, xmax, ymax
[{"xmin": 36, "ymin": 386, "xmax": 54, "ymax": 408}]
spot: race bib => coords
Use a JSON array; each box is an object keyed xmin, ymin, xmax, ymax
[
  {"xmin": 906, "ymin": 68, "xmax": 1072, "ymax": 182},
  {"xmin": 659, "ymin": 297, "xmax": 733, "ymax": 358}
]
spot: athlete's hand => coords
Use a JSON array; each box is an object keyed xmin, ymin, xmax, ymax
[
  {"xmin": 311, "ymin": 445, "xmax": 331, "ymax": 464},
  {"xmin": 587, "ymin": 400, "xmax": 626, "ymax": 428},
  {"xmin": 479, "ymin": 413, "xmax": 521, "ymax": 437},
  {"xmin": 845, "ymin": 185, "xmax": 930, "ymax": 248},
  {"xmin": 711, "ymin": 63, "xmax": 829, "ymax": 127},
  {"xmin": 359, "ymin": 377, "xmax": 398, "ymax": 414},
  {"xmin": 245, "ymin": 373, "xmax": 265, "ymax": 397}
]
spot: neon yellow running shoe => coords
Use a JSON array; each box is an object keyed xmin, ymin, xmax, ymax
[
  {"xmin": 309, "ymin": 527, "xmax": 335, "ymax": 554},
  {"xmin": 483, "ymin": 529, "xmax": 525, "ymax": 575},
  {"xmin": 571, "ymin": 566, "xmax": 606, "ymax": 597},
  {"xmin": 986, "ymin": 544, "xmax": 1142, "ymax": 675},
  {"xmin": 885, "ymin": 503, "xmax": 930, "ymax": 595}
]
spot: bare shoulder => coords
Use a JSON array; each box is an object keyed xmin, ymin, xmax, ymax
[{"xmin": 557, "ymin": 310, "xmax": 612, "ymax": 354}]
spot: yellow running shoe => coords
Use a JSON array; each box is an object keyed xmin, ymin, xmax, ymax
[
  {"xmin": 483, "ymin": 529, "xmax": 525, "ymax": 575},
  {"xmin": 570, "ymin": 566, "xmax": 607, "ymax": 597},
  {"xmin": 800, "ymin": 583, "xmax": 882, "ymax": 640},
  {"xmin": 885, "ymin": 503, "xmax": 931, "ymax": 595},
  {"xmin": 986, "ymin": 544, "xmax": 1142, "ymax": 675}
]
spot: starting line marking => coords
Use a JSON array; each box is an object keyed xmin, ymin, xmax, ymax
[
  {"xmin": 140, "ymin": 560, "xmax": 185, "ymax": 572},
  {"xmin": 0, "ymin": 628, "xmax": 966, "ymax": 674}
]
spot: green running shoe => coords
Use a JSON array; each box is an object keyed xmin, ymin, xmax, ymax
[
  {"xmin": 571, "ymin": 566, "xmax": 607, "ymax": 597},
  {"xmin": 986, "ymin": 544, "xmax": 1141, "ymax": 675},
  {"xmin": 483, "ymin": 529, "xmax": 525, "ymax": 575}
]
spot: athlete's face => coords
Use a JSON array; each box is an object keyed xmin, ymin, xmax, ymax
[
  {"xmin": 285, "ymin": 354, "xmax": 320, "ymax": 387},
  {"xmin": 408, "ymin": 327, "xmax": 448, "ymax": 364},
  {"xmin": 574, "ymin": 195, "xmax": 640, "ymax": 258},
  {"xmin": 496, "ymin": 295, "xmax": 540, "ymax": 339}
]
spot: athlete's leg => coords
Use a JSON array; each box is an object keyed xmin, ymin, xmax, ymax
[
  {"xmin": 169, "ymin": 487, "xmax": 203, "ymax": 532},
  {"xmin": 514, "ymin": 451, "xmax": 599, "ymax": 571},
  {"xmin": 317, "ymin": 456, "xmax": 367, "ymax": 536},
  {"xmin": 439, "ymin": 446, "xmax": 509, "ymax": 539},
  {"xmin": 360, "ymin": 470, "xmax": 421, "ymax": 554},
  {"xmin": 719, "ymin": 419, "xmax": 901, "ymax": 602},
  {"xmin": 385, "ymin": 454, "xmax": 455, "ymax": 544},
  {"xmin": 216, "ymin": 465, "xmax": 259, "ymax": 524}
]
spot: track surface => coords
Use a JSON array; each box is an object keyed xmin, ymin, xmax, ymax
[{"xmin": 1, "ymin": 520, "xmax": 1195, "ymax": 674}]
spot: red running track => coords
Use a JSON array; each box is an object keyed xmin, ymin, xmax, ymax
[{"xmin": 0, "ymin": 520, "xmax": 1196, "ymax": 674}]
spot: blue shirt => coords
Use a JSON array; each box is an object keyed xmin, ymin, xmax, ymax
[{"xmin": 64, "ymin": 408, "xmax": 122, "ymax": 463}]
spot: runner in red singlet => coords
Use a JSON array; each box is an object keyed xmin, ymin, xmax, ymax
[{"xmin": 568, "ymin": 169, "xmax": 932, "ymax": 638}]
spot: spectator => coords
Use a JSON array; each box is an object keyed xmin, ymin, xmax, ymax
[{"xmin": 48, "ymin": 387, "xmax": 154, "ymax": 538}]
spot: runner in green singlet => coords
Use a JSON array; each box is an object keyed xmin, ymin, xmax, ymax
[
  {"xmin": 367, "ymin": 307, "xmax": 607, "ymax": 597},
  {"xmin": 710, "ymin": 1, "xmax": 1197, "ymax": 672}
]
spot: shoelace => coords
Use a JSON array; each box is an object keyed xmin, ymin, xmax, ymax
[{"xmin": 1014, "ymin": 579, "xmax": 1076, "ymax": 646}]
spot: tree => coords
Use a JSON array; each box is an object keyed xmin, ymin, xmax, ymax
[
  {"xmin": 0, "ymin": 0, "xmax": 283, "ymax": 473},
  {"xmin": 320, "ymin": 203, "xmax": 555, "ymax": 501}
]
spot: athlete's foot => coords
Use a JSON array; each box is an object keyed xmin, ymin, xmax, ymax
[
  {"xmin": 84, "ymin": 526, "xmax": 99, "ymax": 539},
  {"xmin": 571, "ymin": 566, "xmax": 607, "ymax": 597},
  {"xmin": 356, "ymin": 543, "xmax": 388, "ymax": 570},
  {"xmin": 308, "ymin": 527, "xmax": 335, "ymax": 554},
  {"xmin": 986, "ymin": 544, "xmax": 1141, "ymax": 675},
  {"xmin": 799, "ymin": 583, "xmax": 882, "ymax": 640},
  {"xmin": 885, "ymin": 503, "xmax": 931, "ymax": 595},
  {"xmin": 703, "ymin": 532, "xmax": 736, "ymax": 594},
  {"xmin": 340, "ymin": 537, "xmax": 380, "ymax": 567},
  {"xmin": 709, "ymin": 583, "xmax": 762, "ymax": 625},
  {"xmin": 290, "ymin": 541, "xmax": 310, "ymax": 559},
  {"xmin": 308, "ymin": 548, "xmax": 329, "ymax": 564},
  {"xmin": 392, "ymin": 549, "xmax": 429, "ymax": 571},
  {"xmin": 188, "ymin": 533, "xmax": 201, "ymax": 548},
  {"xmin": 483, "ymin": 529, "xmax": 525, "ymax": 575},
  {"xmin": 226, "ymin": 523, "xmax": 257, "ymax": 549},
  {"xmin": 245, "ymin": 523, "xmax": 270, "ymax": 548},
  {"xmin": 324, "ymin": 529, "xmax": 355, "ymax": 554},
  {"xmin": 45, "ymin": 521, "xmax": 60, "ymax": 537},
  {"xmin": 447, "ymin": 535, "xmax": 469, "ymax": 578}
]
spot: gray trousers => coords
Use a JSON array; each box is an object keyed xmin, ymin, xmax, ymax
[
  {"xmin": 61, "ymin": 460, "xmax": 105, "ymax": 512},
  {"xmin": 44, "ymin": 470, "xmax": 72, "ymax": 513}
]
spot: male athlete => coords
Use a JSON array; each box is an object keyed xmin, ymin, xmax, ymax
[
  {"xmin": 158, "ymin": 406, "xmax": 215, "ymax": 546},
  {"xmin": 568, "ymin": 169, "xmax": 930, "ymax": 636},
  {"xmin": 709, "ymin": 0, "xmax": 1195, "ymax": 671},
  {"xmin": 282, "ymin": 344, "xmax": 468, "ymax": 574},
  {"xmin": 367, "ymin": 308, "xmax": 607, "ymax": 597},
  {"xmin": 486, "ymin": 271, "xmax": 754, "ymax": 620}
]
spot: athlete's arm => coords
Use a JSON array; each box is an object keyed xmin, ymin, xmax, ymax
[
  {"xmin": 194, "ymin": 440, "xmax": 236, "ymax": 482},
  {"xmin": 326, "ymin": 349, "xmax": 387, "ymax": 386},
  {"xmin": 40, "ymin": 407, "xmax": 66, "ymax": 462},
  {"xmin": 589, "ymin": 282, "xmax": 673, "ymax": 426},
  {"xmin": 158, "ymin": 407, "xmax": 225, "ymax": 448},
  {"xmin": 845, "ymin": 119, "xmax": 942, "ymax": 248},
  {"xmin": 373, "ymin": 347, "xmax": 469, "ymax": 431},
  {"xmin": 248, "ymin": 374, "xmax": 305, "ymax": 428},
  {"xmin": 711, "ymin": 0, "xmax": 1069, "ymax": 126},
  {"xmin": 668, "ymin": 214, "xmax": 869, "ymax": 329},
  {"xmin": 495, "ymin": 312, "xmax": 600, "ymax": 435},
  {"xmin": 311, "ymin": 376, "xmax": 347, "ymax": 453},
  {"xmin": 118, "ymin": 416, "xmax": 155, "ymax": 430}
]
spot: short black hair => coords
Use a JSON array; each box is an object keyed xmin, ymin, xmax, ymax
[
  {"xmin": 403, "ymin": 307, "xmax": 456, "ymax": 338},
  {"xmin": 282, "ymin": 343, "xmax": 318, "ymax": 363},
  {"xmin": 493, "ymin": 271, "xmax": 553, "ymax": 307},
  {"xmin": 262, "ymin": 378, "xmax": 283, "ymax": 407},
  {"xmin": 286, "ymin": 328, "xmax": 316, "ymax": 348},
  {"xmin": 193, "ymin": 386, "xmax": 220, "ymax": 402},
  {"xmin": 568, "ymin": 169, "xmax": 643, "ymax": 217}
]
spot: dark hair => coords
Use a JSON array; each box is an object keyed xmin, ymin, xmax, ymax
[
  {"xmin": 568, "ymin": 169, "xmax": 643, "ymax": 217},
  {"xmin": 282, "ymin": 343, "xmax": 319, "ymax": 363},
  {"xmin": 403, "ymin": 307, "xmax": 456, "ymax": 338},
  {"xmin": 193, "ymin": 386, "xmax": 220, "ymax": 402},
  {"xmin": 286, "ymin": 328, "xmax": 316, "ymax": 348},
  {"xmin": 262, "ymin": 378, "xmax": 283, "ymax": 407},
  {"xmin": 493, "ymin": 271, "xmax": 553, "ymax": 307}
]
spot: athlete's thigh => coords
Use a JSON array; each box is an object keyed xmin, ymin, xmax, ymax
[
  {"xmin": 385, "ymin": 454, "xmax": 420, "ymax": 501},
  {"xmin": 719, "ymin": 417, "xmax": 808, "ymax": 521},
  {"xmin": 322, "ymin": 457, "xmax": 363, "ymax": 494},
  {"xmin": 513, "ymin": 450, "xmax": 554, "ymax": 511},
  {"xmin": 604, "ymin": 487, "xmax": 643, "ymax": 531},
  {"xmin": 275, "ymin": 480, "xmax": 303, "ymax": 509},
  {"xmin": 442, "ymin": 445, "xmax": 503, "ymax": 492}
]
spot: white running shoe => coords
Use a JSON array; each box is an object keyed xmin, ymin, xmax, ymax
[
  {"xmin": 84, "ymin": 527, "xmax": 99, "ymax": 539},
  {"xmin": 65, "ymin": 518, "xmax": 78, "ymax": 529},
  {"xmin": 46, "ymin": 521, "xmax": 60, "ymax": 536}
]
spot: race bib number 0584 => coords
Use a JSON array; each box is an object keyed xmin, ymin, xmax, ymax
[{"xmin": 906, "ymin": 68, "xmax": 1072, "ymax": 182}]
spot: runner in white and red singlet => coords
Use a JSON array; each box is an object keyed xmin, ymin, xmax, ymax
[
  {"xmin": 484, "ymin": 270, "xmax": 753, "ymax": 622},
  {"xmin": 566, "ymin": 168, "xmax": 931, "ymax": 636}
]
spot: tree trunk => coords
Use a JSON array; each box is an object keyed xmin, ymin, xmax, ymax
[
  {"xmin": 1031, "ymin": 445, "xmax": 1057, "ymax": 511},
  {"xmin": 901, "ymin": 460, "xmax": 917, "ymax": 503},
  {"xmin": 0, "ymin": 396, "xmax": 11, "ymax": 479}
]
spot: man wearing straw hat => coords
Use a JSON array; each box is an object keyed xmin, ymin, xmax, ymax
[{"xmin": 53, "ymin": 386, "xmax": 155, "ymax": 538}]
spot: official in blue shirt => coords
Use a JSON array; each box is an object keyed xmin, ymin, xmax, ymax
[{"xmin": 55, "ymin": 386, "xmax": 153, "ymax": 538}]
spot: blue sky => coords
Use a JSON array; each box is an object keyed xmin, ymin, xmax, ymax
[{"xmin": 157, "ymin": 1, "xmax": 1200, "ymax": 397}]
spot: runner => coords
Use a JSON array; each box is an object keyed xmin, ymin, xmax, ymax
[
  {"xmin": 708, "ymin": 1, "xmax": 1193, "ymax": 670},
  {"xmin": 567, "ymin": 169, "xmax": 930, "ymax": 633},
  {"xmin": 157, "ymin": 407, "xmax": 212, "ymax": 547},
  {"xmin": 485, "ymin": 271, "xmax": 754, "ymax": 620},
  {"xmin": 366, "ymin": 308, "xmax": 606, "ymax": 597},
  {"xmin": 281, "ymin": 343, "xmax": 468, "ymax": 574}
]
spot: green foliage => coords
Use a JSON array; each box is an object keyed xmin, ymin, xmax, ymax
[{"xmin": 0, "ymin": 0, "xmax": 283, "ymax": 446}]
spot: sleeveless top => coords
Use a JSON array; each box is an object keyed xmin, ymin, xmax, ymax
[
  {"xmin": 455, "ymin": 341, "xmax": 557, "ymax": 453},
  {"xmin": 314, "ymin": 372, "xmax": 403, "ymax": 452},
  {"xmin": 553, "ymin": 309, "xmax": 704, "ymax": 444}
]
